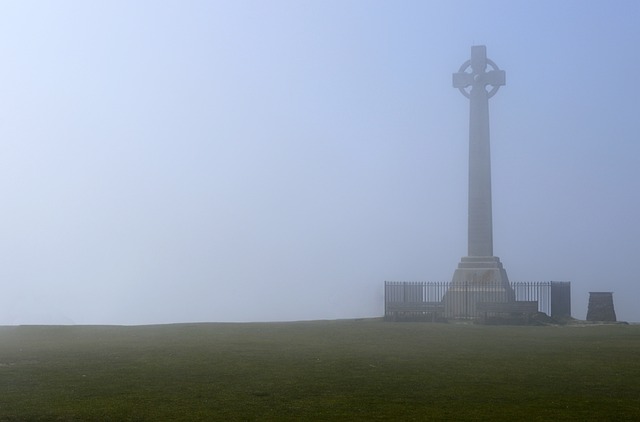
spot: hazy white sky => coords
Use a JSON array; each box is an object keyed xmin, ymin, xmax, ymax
[{"xmin": 0, "ymin": 1, "xmax": 638, "ymax": 324}]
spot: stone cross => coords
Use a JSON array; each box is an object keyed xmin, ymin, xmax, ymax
[
  {"xmin": 452, "ymin": 45, "xmax": 505, "ymax": 257},
  {"xmin": 445, "ymin": 46, "xmax": 512, "ymax": 315}
]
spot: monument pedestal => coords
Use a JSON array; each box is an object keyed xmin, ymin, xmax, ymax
[{"xmin": 444, "ymin": 256, "xmax": 514, "ymax": 317}]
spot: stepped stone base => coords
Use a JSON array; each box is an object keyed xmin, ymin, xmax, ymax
[{"xmin": 444, "ymin": 256, "xmax": 515, "ymax": 317}]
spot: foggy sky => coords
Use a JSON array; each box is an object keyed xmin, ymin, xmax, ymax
[{"xmin": 0, "ymin": 1, "xmax": 638, "ymax": 325}]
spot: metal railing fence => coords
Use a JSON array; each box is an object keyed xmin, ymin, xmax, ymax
[{"xmin": 384, "ymin": 281, "xmax": 560, "ymax": 319}]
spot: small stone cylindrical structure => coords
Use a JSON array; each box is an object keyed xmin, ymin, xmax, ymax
[{"xmin": 586, "ymin": 292, "xmax": 616, "ymax": 322}]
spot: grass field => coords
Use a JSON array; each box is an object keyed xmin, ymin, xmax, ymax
[{"xmin": 1, "ymin": 319, "xmax": 639, "ymax": 421}]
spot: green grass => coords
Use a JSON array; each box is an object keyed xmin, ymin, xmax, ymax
[{"xmin": 1, "ymin": 319, "xmax": 639, "ymax": 421}]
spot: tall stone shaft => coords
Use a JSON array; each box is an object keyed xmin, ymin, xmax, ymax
[
  {"xmin": 467, "ymin": 78, "xmax": 493, "ymax": 256},
  {"xmin": 453, "ymin": 45, "xmax": 505, "ymax": 257}
]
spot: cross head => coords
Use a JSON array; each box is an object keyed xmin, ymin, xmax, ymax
[{"xmin": 453, "ymin": 46, "xmax": 505, "ymax": 98}]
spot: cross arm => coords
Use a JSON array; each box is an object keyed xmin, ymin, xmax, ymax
[
  {"xmin": 483, "ymin": 69, "xmax": 505, "ymax": 87},
  {"xmin": 453, "ymin": 69, "xmax": 505, "ymax": 89},
  {"xmin": 453, "ymin": 72, "xmax": 474, "ymax": 88}
]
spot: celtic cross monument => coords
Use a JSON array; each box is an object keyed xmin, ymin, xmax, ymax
[{"xmin": 445, "ymin": 46, "xmax": 514, "ymax": 315}]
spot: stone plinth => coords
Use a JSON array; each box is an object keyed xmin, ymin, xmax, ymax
[
  {"xmin": 586, "ymin": 292, "xmax": 617, "ymax": 322},
  {"xmin": 444, "ymin": 256, "xmax": 514, "ymax": 317}
]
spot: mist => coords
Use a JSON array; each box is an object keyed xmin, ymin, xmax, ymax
[{"xmin": 0, "ymin": 1, "xmax": 638, "ymax": 325}]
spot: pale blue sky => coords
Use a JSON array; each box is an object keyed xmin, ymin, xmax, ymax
[{"xmin": 0, "ymin": 1, "xmax": 638, "ymax": 324}]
